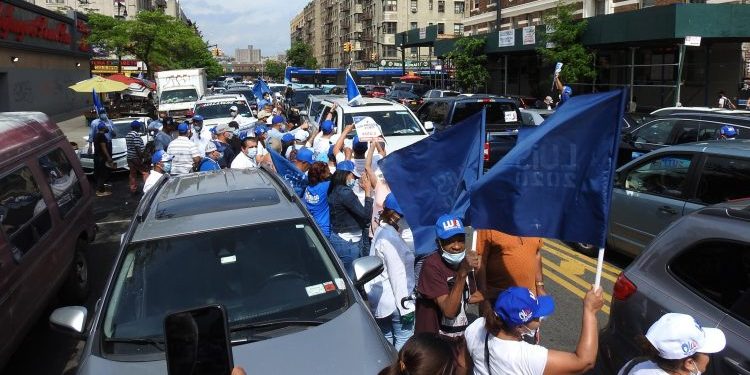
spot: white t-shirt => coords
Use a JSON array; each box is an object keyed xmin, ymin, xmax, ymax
[
  {"xmin": 166, "ymin": 136, "xmax": 200, "ymax": 175},
  {"xmin": 617, "ymin": 360, "xmax": 669, "ymax": 375},
  {"xmin": 465, "ymin": 318, "xmax": 549, "ymax": 375},
  {"xmin": 231, "ymin": 151, "xmax": 257, "ymax": 169}
]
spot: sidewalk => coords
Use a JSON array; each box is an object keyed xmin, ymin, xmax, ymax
[{"xmin": 56, "ymin": 114, "xmax": 90, "ymax": 148}]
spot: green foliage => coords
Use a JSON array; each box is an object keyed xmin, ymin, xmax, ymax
[
  {"xmin": 537, "ymin": 2, "xmax": 596, "ymax": 83},
  {"xmin": 286, "ymin": 41, "xmax": 318, "ymax": 69},
  {"xmin": 264, "ymin": 60, "xmax": 286, "ymax": 82},
  {"xmin": 87, "ymin": 11, "xmax": 222, "ymax": 78},
  {"xmin": 446, "ymin": 37, "xmax": 489, "ymax": 92}
]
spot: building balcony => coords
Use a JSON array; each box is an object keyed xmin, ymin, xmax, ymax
[
  {"xmin": 354, "ymin": 22, "xmax": 363, "ymax": 32},
  {"xmin": 354, "ymin": 4, "xmax": 363, "ymax": 13}
]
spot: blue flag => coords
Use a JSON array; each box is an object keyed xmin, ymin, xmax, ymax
[
  {"xmin": 467, "ymin": 90, "xmax": 627, "ymax": 247},
  {"xmin": 92, "ymin": 89, "xmax": 104, "ymax": 115},
  {"xmin": 269, "ymin": 148, "xmax": 308, "ymax": 197},
  {"xmin": 253, "ymin": 78, "xmax": 272, "ymax": 108},
  {"xmin": 346, "ymin": 69, "xmax": 364, "ymax": 106},
  {"xmin": 380, "ymin": 110, "xmax": 485, "ymax": 255}
]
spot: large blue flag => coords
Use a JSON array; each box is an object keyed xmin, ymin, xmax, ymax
[
  {"xmin": 92, "ymin": 89, "xmax": 104, "ymax": 115},
  {"xmin": 252, "ymin": 78, "xmax": 272, "ymax": 108},
  {"xmin": 467, "ymin": 90, "xmax": 627, "ymax": 247},
  {"xmin": 346, "ymin": 69, "xmax": 364, "ymax": 106},
  {"xmin": 380, "ymin": 110, "xmax": 485, "ymax": 255},
  {"xmin": 269, "ymin": 148, "xmax": 308, "ymax": 198}
]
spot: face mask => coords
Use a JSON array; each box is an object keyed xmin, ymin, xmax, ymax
[
  {"xmin": 162, "ymin": 162, "xmax": 172, "ymax": 174},
  {"xmin": 520, "ymin": 325, "xmax": 538, "ymax": 345},
  {"xmin": 245, "ymin": 147, "xmax": 258, "ymax": 159},
  {"xmin": 689, "ymin": 362, "xmax": 701, "ymax": 375},
  {"xmin": 193, "ymin": 125, "xmax": 202, "ymax": 132},
  {"xmin": 346, "ymin": 178, "xmax": 357, "ymax": 188},
  {"xmin": 441, "ymin": 249, "xmax": 465, "ymax": 266}
]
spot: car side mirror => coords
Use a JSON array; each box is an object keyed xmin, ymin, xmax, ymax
[
  {"xmin": 424, "ymin": 121, "xmax": 434, "ymax": 131},
  {"xmin": 352, "ymin": 256, "xmax": 384, "ymax": 288},
  {"xmin": 49, "ymin": 306, "xmax": 88, "ymax": 339}
]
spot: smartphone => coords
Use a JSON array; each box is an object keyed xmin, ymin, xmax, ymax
[{"xmin": 164, "ymin": 304, "xmax": 233, "ymax": 375}]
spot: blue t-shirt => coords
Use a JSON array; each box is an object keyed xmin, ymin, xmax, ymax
[
  {"xmin": 199, "ymin": 158, "xmax": 221, "ymax": 172},
  {"xmin": 304, "ymin": 181, "xmax": 331, "ymax": 237}
]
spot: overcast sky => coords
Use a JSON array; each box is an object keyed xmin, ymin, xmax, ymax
[{"xmin": 181, "ymin": 0, "xmax": 309, "ymax": 57}]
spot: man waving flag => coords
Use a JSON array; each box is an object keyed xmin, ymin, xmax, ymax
[
  {"xmin": 253, "ymin": 78, "xmax": 272, "ymax": 108},
  {"xmin": 346, "ymin": 69, "xmax": 365, "ymax": 106}
]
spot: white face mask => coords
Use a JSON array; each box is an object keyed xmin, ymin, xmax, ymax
[
  {"xmin": 520, "ymin": 325, "xmax": 538, "ymax": 345},
  {"xmin": 689, "ymin": 362, "xmax": 701, "ymax": 375},
  {"xmin": 244, "ymin": 147, "xmax": 258, "ymax": 159}
]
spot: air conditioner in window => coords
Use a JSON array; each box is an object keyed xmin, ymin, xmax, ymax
[
  {"xmin": 410, "ymin": 53, "xmax": 417, "ymax": 58},
  {"xmin": 411, "ymin": 7, "xmax": 417, "ymax": 12}
]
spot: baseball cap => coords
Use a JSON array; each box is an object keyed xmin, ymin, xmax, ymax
[
  {"xmin": 177, "ymin": 122, "xmax": 189, "ymax": 133},
  {"xmin": 192, "ymin": 114, "xmax": 204, "ymax": 122},
  {"xmin": 383, "ymin": 193, "xmax": 403, "ymax": 216},
  {"xmin": 321, "ymin": 120, "xmax": 334, "ymax": 134},
  {"xmin": 97, "ymin": 122, "xmax": 108, "ymax": 130},
  {"xmin": 646, "ymin": 313, "xmax": 726, "ymax": 360},
  {"xmin": 215, "ymin": 123, "xmax": 232, "ymax": 134},
  {"xmin": 151, "ymin": 150, "xmax": 173, "ymax": 165},
  {"xmin": 296, "ymin": 147, "xmax": 314, "ymax": 164},
  {"xmin": 352, "ymin": 135, "xmax": 368, "ymax": 153},
  {"xmin": 205, "ymin": 142, "xmax": 217, "ymax": 154},
  {"xmin": 254, "ymin": 124, "xmax": 268, "ymax": 136},
  {"xmin": 721, "ymin": 125, "xmax": 737, "ymax": 137},
  {"xmin": 130, "ymin": 120, "xmax": 142, "ymax": 129},
  {"xmin": 272, "ymin": 115, "xmax": 285, "ymax": 125},
  {"xmin": 561, "ymin": 86, "xmax": 573, "ymax": 102},
  {"xmin": 282, "ymin": 133, "xmax": 295, "ymax": 143},
  {"xmin": 230, "ymin": 105, "xmax": 238, "ymax": 112},
  {"xmin": 336, "ymin": 160, "xmax": 361, "ymax": 178},
  {"xmin": 494, "ymin": 287, "xmax": 555, "ymax": 327},
  {"xmin": 435, "ymin": 214, "xmax": 465, "ymax": 240},
  {"xmin": 295, "ymin": 130, "xmax": 309, "ymax": 142}
]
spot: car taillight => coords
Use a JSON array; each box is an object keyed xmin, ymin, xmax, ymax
[
  {"xmin": 479, "ymin": 98, "xmax": 492, "ymax": 103},
  {"xmin": 483, "ymin": 142, "xmax": 490, "ymax": 161},
  {"xmin": 613, "ymin": 272, "xmax": 637, "ymax": 300}
]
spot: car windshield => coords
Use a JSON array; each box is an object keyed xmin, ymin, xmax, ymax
[
  {"xmin": 453, "ymin": 101, "xmax": 519, "ymax": 124},
  {"xmin": 225, "ymin": 89, "xmax": 256, "ymax": 101},
  {"xmin": 344, "ymin": 110, "xmax": 424, "ymax": 136},
  {"xmin": 101, "ymin": 219, "xmax": 348, "ymax": 354},
  {"xmin": 388, "ymin": 91, "xmax": 419, "ymax": 99},
  {"xmin": 292, "ymin": 90, "xmax": 324, "ymax": 106},
  {"xmin": 160, "ymin": 89, "xmax": 198, "ymax": 104},
  {"xmin": 194, "ymin": 100, "xmax": 253, "ymax": 120},
  {"xmin": 111, "ymin": 121, "xmax": 142, "ymax": 138}
]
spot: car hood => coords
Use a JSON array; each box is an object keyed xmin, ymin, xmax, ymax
[
  {"xmin": 77, "ymin": 304, "xmax": 395, "ymax": 375},
  {"xmin": 384, "ymin": 134, "xmax": 428, "ymax": 153},
  {"xmin": 157, "ymin": 103, "xmax": 194, "ymax": 112}
]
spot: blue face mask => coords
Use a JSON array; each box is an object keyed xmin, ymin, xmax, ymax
[
  {"xmin": 441, "ymin": 249, "xmax": 465, "ymax": 266},
  {"xmin": 346, "ymin": 178, "xmax": 357, "ymax": 188},
  {"xmin": 162, "ymin": 162, "xmax": 172, "ymax": 174}
]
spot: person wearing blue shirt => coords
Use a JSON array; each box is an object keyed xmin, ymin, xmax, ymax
[
  {"xmin": 304, "ymin": 161, "xmax": 332, "ymax": 237},
  {"xmin": 88, "ymin": 112, "xmax": 114, "ymax": 152},
  {"xmin": 199, "ymin": 141, "xmax": 222, "ymax": 171},
  {"xmin": 267, "ymin": 115, "xmax": 287, "ymax": 141}
]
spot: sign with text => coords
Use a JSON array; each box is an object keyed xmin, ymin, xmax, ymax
[
  {"xmin": 353, "ymin": 116, "xmax": 383, "ymax": 141},
  {"xmin": 419, "ymin": 27, "xmax": 427, "ymax": 39},
  {"xmin": 498, "ymin": 30, "xmax": 515, "ymax": 47},
  {"xmin": 522, "ymin": 26, "xmax": 536, "ymax": 45},
  {"xmin": 0, "ymin": 3, "xmax": 75, "ymax": 52},
  {"xmin": 545, "ymin": 25, "xmax": 556, "ymax": 48},
  {"xmin": 685, "ymin": 36, "xmax": 701, "ymax": 47}
]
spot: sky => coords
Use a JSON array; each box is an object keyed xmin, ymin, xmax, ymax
[{"xmin": 180, "ymin": 0, "xmax": 309, "ymax": 57}]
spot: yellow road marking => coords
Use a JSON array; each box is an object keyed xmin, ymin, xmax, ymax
[
  {"xmin": 544, "ymin": 240, "xmax": 622, "ymax": 275},
  {"xmin": 543, "ymin": 268, "xmax": 610, "ymax": 315},
  {"xmin": 542, "ymin": 258, "xmax": 613, "ymax": 304},
  {"xmin": 542, "ymin": 245, "xmax": 619, "ymax": 283},
  {"xmin": 559, "ymin": 259, "xmax": 586, "ymax": 276}
]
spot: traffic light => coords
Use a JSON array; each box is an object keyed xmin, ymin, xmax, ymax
[
  {"xmin": 371, "ymin": 52, "xmax": 377, "ymax": 60},
  {"xmin": 343, "ymin": 42, "xmax": 351, "ymax": 52}
]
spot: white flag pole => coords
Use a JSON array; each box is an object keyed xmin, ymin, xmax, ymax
[{"xmin": 594, "ymin": 247, "xmax": 605, "ymax": 288}]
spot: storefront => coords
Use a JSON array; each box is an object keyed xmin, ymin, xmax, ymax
[{"xmin": 0, "ymin": 0, "xmax": 92, "ymax": 117}]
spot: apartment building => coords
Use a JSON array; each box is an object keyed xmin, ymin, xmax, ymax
[
  {"xmin": 235, "ymin": 45, "xmax": 262, "ymax": 64},
  {"xmin": 25, "ymin": 0, "xmax": 186, "ymax": 20}
]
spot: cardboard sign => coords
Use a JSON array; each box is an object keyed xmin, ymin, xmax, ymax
[{"xmin": 353, "ymin": 116, "xmax": 382, "ymax": 141}]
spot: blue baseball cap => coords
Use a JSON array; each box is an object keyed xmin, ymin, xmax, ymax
[
  {"xmin": 296, "ymin": 147, "xmax": 314, "ymax": 164},
  {"xmin": 336, "ymin": 160, "xmax": 361, "ymax": 177},
  {"xmin": 352, "ymin": 135, "xmax": 368, "ymax": 153},
  {"xmin": 192, "ymin": 114, "xmax": 204, "ymax": 122},
  {"xmin": 151, "ymin": 150, "xmax": 173, "ymax": 165},
  {"xmin": 271, "ymin": 115, "xmax": 285, "ymax": 125},
  {"xmin": 494, "ymin": 286, "xmax": 555, "ymax": 327},
  {"xmin": 97, "ymin": 122, "xmax": 108, "ymax": 130},
  {"xmin": 321, "ymin": 120, "xmax": 334, "ymax": 134},
  {"xmin": 282, "ymin": 133, "xmax": 295, "ymax": 143},
  {"xmin": 130, "ymin": 120, "xmax": 142, "ymax": 129},
  {"xmin": 435, "ymin": 214, "xmax": 465, "ymax": 240},
  {"xmin": 721, "ymin": 125, "xmax": 737, "ymax": 137},
  {"xmin": 383, "ymin": 193, "xmax": 403, "ymax": 216},
  {"xmin": 561, "ymin": 86, "xmax": 573, "ymax": 103},
  {"xmin": 254, "ymin": 124, "xmax": 268, "ymax": 136},
  {"xmin": 177, "ymin": 122, "xmax": 189, "ymax": 133}
]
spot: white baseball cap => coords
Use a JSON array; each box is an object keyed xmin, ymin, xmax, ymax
[
  {"xmin": 295, "ymin": 130, "xmax": 309, "ymax": 143},
  {"xmin": 646, "ymin": 313, "xmax": 726, "ymax": 360}
]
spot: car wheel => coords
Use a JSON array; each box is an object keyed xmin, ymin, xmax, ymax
[
  {"xmin": 568, "ymin": 242, "xmax": 598, "ymax": 257},
  {"xmin": 60, "ymin": 239, "xmax": 90, "ymax": 304}
]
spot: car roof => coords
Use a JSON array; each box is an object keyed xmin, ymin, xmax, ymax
[
  {"xmin": 658, "ymin": 112, "xmax": 750, "ymax": 124},
  {"xmin": 648, "ymin": 139, "xmax": 750, "ymax": 158},
  {"xmin": 133, "ymin": 169, "xmax": 304, "ymax": 242},
  {"xmin": 423, "ymin": 95, "xmax": 516, "ymax": 104},
  {"xmin": 197, "ymin": 94, "xmax": 247, "ymax": 103},
  {"xmin": 324, "ymin": 97, "xmax": 404, "ymax": 111}
]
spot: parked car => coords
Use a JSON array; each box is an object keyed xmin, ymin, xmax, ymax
[
  {"xmin": 416, "ymin": 95, "xmax": 522, "ymax": 170},
  {"xmin": 193, "ymin": 94, "xmax": 257, "ymax": 130},
  {"xmin": 606, "ymin": 140, "xmax": 750, "ymax": 258},
  {"xmin": 385, "ymin": 90, "xmax": 424, "ymax": 110},
  {"xmin": 49, "ymin": 167, "xmax": 395, "ymax": 375},
  {"xmin": 78, "ymin": 116, "xmax": 151, "ymax": 173},
  {"xmin": 651, "ymin": 106, "xmax": 750, "ymax": 117},
  {"xmin": 519, "ymin": 108, "xmax": 554, "ymax": 126},
  {"xmin": 302, "ymin": 94, "xmax": 345, "ymax": 130},
  {"xmin": 423, "ymin": 89, "xmax": 460, "ymax": 99},
  {"xmin": 317, "ymin": 97, "xmax": 430, "ymax": 153},
  {"xmin": 0, "ymin": 112, "xmax": 95, "ymax": 369},
  {"xmin": 618, "ymin": 112, "xmax": 750, "ymax": 167},
  {"xmin": 285, "ymin": 88, "xmax": 325, "ymax": 124},
  {"xmin": 223, "ymin": 86, "xmax": 258, "ymax": 113},
  {"xmin": 597, "ymin": 198, "xmax": 750, "ymax": 375},
  {"xmin": 392, "ymin": 82, "xmax": 429, "ymax": 97},
  {"xmin": 364, "ymin": 85, "xmax": 389, "ymax": 98}
]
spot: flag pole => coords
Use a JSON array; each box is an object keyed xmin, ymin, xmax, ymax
[{"xmin": 594, "ymin": 247, "xmax": 605, "ymax": 288}]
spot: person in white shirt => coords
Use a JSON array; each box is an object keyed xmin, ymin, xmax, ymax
[
  {"xmin": 365, "ymin": 193, "xmax": 415, "ymax": 350},
  {"xmin": 464, "ymin": 286, "xmax": 603, "ymax": 375},
  {"xmin": 231, "ymin": 135, "xmax": 258, "ymax": 169},
  {"xmin": 189, "ymin": 115, "xmax": 212, "ymax": 154},
  {"xmin": 143, "ymin": 150, "xmax": 172, "ymax": 194},
  {"xmin": 313, "ymin": 119, "xmax": 338, "ymax": 157},
  {"xmin": 617, "ymin": 313, "xmax": 726, "ymax": 375},
  {"xmin": 166, "ymin": 122, "xmax": 201, "ymax": 175}
]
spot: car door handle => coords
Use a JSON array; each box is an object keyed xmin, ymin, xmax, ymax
[
  {"xmin": 658, "ymin": 205, "xmax": 677, "ymax": 215},
  {"xmin": 724, "ymin": 357, "xmax": 750, "ymax": 375}
]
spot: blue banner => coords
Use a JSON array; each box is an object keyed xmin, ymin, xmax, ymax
[
  {"xmin": 467, "ymin": 90, "xmax": 627, "ymax": 247},
  {"xmin": 380, "ymin": 110, "xmax": 485, "ymax": 255},
  {"xmin": 346, "ymin": 69, "xmax": 364, "ymax": 106},
  {"xmin": 253, "ymin": 78, "xmax": 272, "ymax": 108},
  {"xmin": 269, "ymin": 148, "xmax": 308, "ymax": 197},
  {"xmin": 92, "ymin": 89, "xmax": 104, "ymax": 115}
]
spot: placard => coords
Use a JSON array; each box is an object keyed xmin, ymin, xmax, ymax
[
  {"xmin": 419, "ymin": 27, "xmax": 427, "ymax": 39},
  {"xmin": 522, "ymin": 26, "xmax": 536, "ymax": 45},
  {"xmin": 504, "ymin": 111, "xmax": 518, "ymax": 123},
  {"xmin": 498, "ymin": 30, "xmax": 515, "ymax": 47},
  {"xmin": 353, "ymin": 116, "xmax": 382, "ymax": 141}
]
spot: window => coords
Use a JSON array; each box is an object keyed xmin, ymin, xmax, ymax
[
  {"xmin": 437, "ymin": 23, "xmax": 445, "ymax": 34},
  {"xmin": 671, "ymin": 120, "xmax": 700, "ymax": 145},
  {"xmin": 411, "ymin": 22, "xmax": 418, "ymax": 29},
  {"xmin": 383, "ymin": 22, "xmax": 397, "ymax": 34},
  {"xmin": 411, "ymin": 47, "xmax": 418, "ymax": 55},
  {"xmin": 39, "ymin": 149, "xmax": 83, "ymax": 218},
  {"xmin": 384, "ymin": 45, "xmax": 398, "ymax": 58},
  {"xmin": 472, "ymin": 0, "xmax": 479, "ymax": 9},
  {"xmin": 411, "ymin": 0, "xmax": 418, "ymax": 11},
  {"xmin": 385, "ymin": 0, "xmax": 398, "ymax": 11},
  {"xmin": 624, "ymin": 155, "xmax": 693, "ymax": 197},
  {"xmin": 453, "ymin": 23, "xmax": 463, "ymax": 35},
  {"xmin": 455, "ymin": 1, "xmax": 465, "ymax": 13},
  {"xmin": 670, "ymin": 241, "xmax": 750, "ymax": 325},
  {"xmin": 438, "ymin": 0, "xmax": 445, "ymax": 12},
  {"xmin": 695, "ymin": 157, "xmax": 750, "ymax": 205},
  {"xmin": 634, "ymin": 119, "xmax": 678, "ymax": 145},
  {"xmin": 0, "ymin": 167, "xmax": 51, "ymax": 259},
  {"xmin": 419, "ymin": 102, "xmax": 450, "ymax": 130},
  {"xmin": 429, "ymin": 0, "xmax": 434, "ymax": 10}
]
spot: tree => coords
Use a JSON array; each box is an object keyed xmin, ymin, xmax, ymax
[
  {"xmin": 87, "ymin": 13, "xmax": 129, "ymax": 71},
  {"xmin": 265, "ymin": 60, "xmax": 286, "ymax": 82},
  {"xmin": 287, "ymin": 41, "xmax": 318, "ymax": 68},
  {"xmin": 537, "ymin": 2, "xmax": 596, "ymax": 84},
  {"xmin": 446, "ymin": 37, "xmax": 489, "ymax": 92}
]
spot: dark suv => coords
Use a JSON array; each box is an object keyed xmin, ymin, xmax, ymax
[{"xmin": 416, "ymin": 95, "xmax": 522, "ymax": 169}]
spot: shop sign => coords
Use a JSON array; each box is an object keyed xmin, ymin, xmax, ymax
[
  {"xmin": 499, "ymin": 30, "xmax": 515, "ymax": 47},
  {"xmin": 684, "ymin": 36, "xmax": 701, "ymax": 47},
  {"xmin": 522, "ymin": 26, "xmax": 536, "ymax": 45},
  {"xmin": 0, "ymin": 3, "xmax": 73, "ymax": 50}
]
